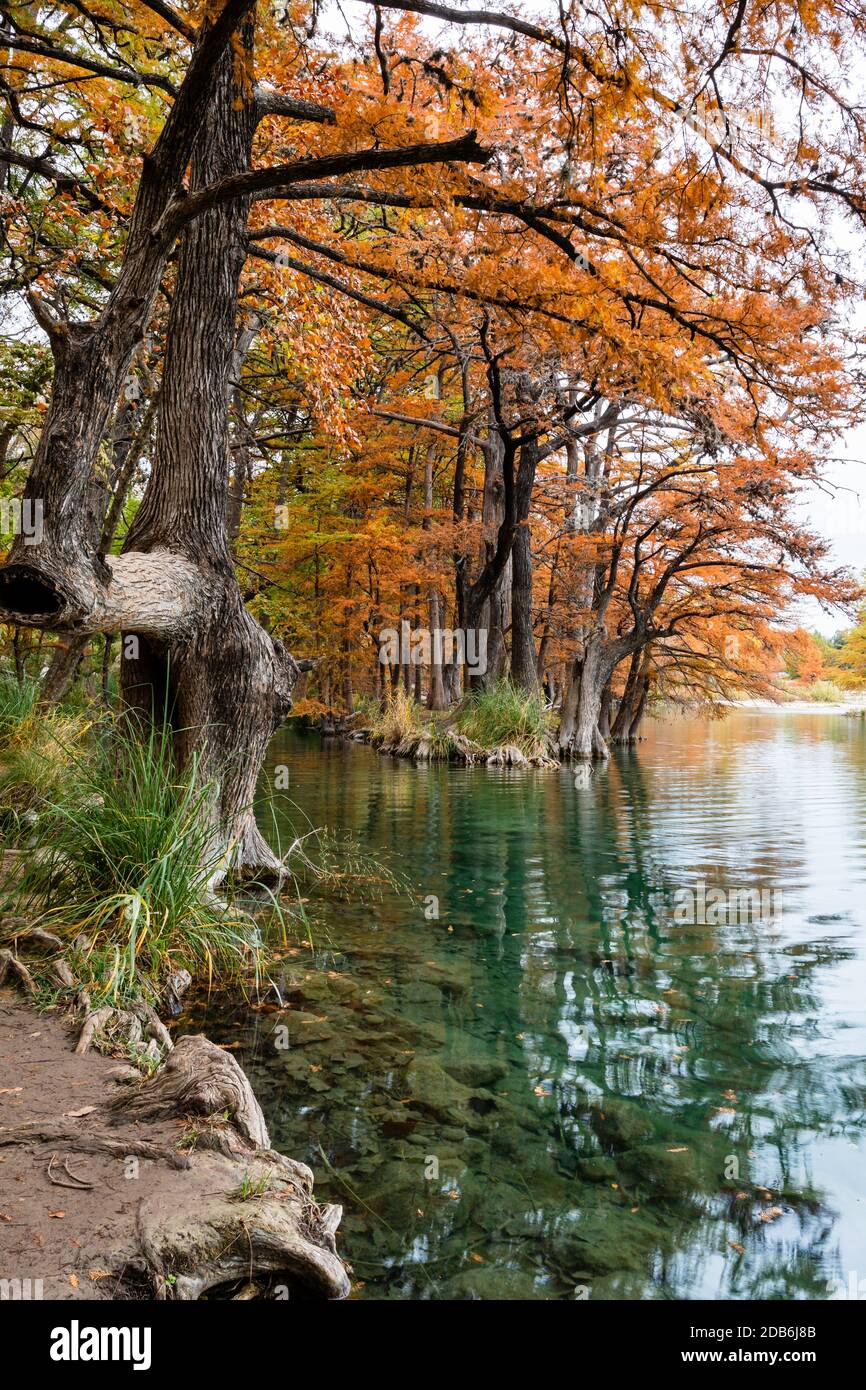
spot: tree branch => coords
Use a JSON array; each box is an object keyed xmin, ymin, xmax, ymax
[
  {"xmin": 253, "ymin": 85, "xmax": 335, "ymax": 126},
  {"xmin": 159, "ymin": 131, "xmax": 491, "ymax": 235}
]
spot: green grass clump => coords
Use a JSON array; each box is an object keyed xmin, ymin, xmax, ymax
[
  {"xmin": 0, "ymin": 673, "xmax": 39, "ymax": 747},
  {"xmin": 0, "ymin": 675, "xmax": 90, "ymax": 833},
  {"xmin": 455, "ymin": 679, "xmax": 552, "ymax": 758},
  {"xmin": 7, "ymin": 719, "xmax": 270, "ymax": 1007}
]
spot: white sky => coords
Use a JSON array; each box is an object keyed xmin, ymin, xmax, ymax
[{"xmin": 798, "ymin": 441, "xmax": 866, "ymax": 636}]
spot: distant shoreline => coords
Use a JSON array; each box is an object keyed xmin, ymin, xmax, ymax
[{"xmin": 719, "ymin": 698, "xmax": 866, "ymax": 715}]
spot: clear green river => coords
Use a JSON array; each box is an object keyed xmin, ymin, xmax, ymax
[{"xmin": 181, "ymin": 711, "xmax": 866, "ymax": 1300}]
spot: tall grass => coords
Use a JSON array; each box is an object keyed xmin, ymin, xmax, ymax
[
  {"xmin": 366, "ymin": 687, "xmax": 426, "ymax": 748},
  {"xmin": 8, "ymin": 719, "xmax": 271, "ymax": 1006},
  {"xmin": 455, "ymin": 679, "xmax": 552, "ymax": 758},
  {"xmin": 795, "ymin": 679, "xmax": 845, "ymax": 704},
  {"xmin": 0, "ymin": 674, "xmax": 89, "ymax": 833},
  {"xmin": 0, "ymin": 672, "xmax": 39, "ymax": 748}
]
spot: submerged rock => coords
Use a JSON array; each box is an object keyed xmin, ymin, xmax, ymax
[
  {"xmin": 590, "ymin": 1097, "xmax": 654, "ymax": 1147},
  {"xmin": 619, "ymin": 1141, "xmax": 702, "ymax": 1197},
  {"xmin": 442, "ymin": 1265, "xmax": 546, "ymax": 1300},
  {"xmin": 576, "ymin": 1154, "xmax": 619, "ymax": 1183},
  {"xmin": 443, "ymin": 1055, "xmax": 508, "ymax": 1089},
  {"xmin": 404, "ymin": 1057, "xmax": 475, "ymax": 1123}
]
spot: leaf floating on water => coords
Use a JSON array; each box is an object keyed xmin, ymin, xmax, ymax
[
  {"xmin": 667, "ymin": 1147, "xmax": 688, "ymax": 1153},
  {"xmin": 729, "ymin": 1241, "xmax": 745, "ymax": 1255},
  {"xmin": 759, "ymin": 1206, "xmax": 784, "ymax": 1223}
]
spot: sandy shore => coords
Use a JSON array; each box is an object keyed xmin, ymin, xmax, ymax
[{"xmin": 725, "ymin": 698, "xmax": 866, "ymax": 715}]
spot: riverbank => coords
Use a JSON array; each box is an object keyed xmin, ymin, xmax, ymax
[
  {"xmin": 0, "ymin": 938, "xmax": 349, "ymax": 1301},
  {"xmin": 334, "ymin": 690, "xmax": 866, "ymax": 770},
  {"xmin": 723, "ymin": 696, "xmax": 866, "ymax": 715}
]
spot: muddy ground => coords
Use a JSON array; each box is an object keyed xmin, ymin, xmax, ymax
[{"xmin": 0, "ymin": 988, "xmax": 348, "ymax": 1300}]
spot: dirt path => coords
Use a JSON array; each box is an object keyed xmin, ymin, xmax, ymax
[
  {"xmin": 0, "ymin": 988, "xmax": 349, "ymax": 1300},
  {"xmin": 0, "ymin": 990, "xmax": 187, "ymax": 1298}
]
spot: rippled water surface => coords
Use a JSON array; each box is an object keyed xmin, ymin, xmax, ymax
[{"xmin": 184, "ymin": 712, "xmax": 866, "ymax": 1300}]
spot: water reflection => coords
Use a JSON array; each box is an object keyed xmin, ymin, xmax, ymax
[{"xmin": 180, "ymin": 712, "xmax": 866, "ymax": 1300}]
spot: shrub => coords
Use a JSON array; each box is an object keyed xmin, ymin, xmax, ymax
[{"xmin": 455, "ymin": 679, "xmax": 552, "ymax": 758}]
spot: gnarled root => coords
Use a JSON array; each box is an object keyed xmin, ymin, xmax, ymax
[
  {"xmin": 108, "ymin": 1034, "xmax": 270, "ymax": 1151},
  {"xmin": 0, "ymin": 1120, "xmax": 191, "ymax": 1169},
  {"xmin": 136, "ymin": 1151, "xmax": 349, "ymax": 1300},
  {"xmin": 111, "ymin": 1035, "xmax": 349, "ymax": 1298},
  {"xmin": 75, "ymin": 1000, "xmax": 171, "ymax": 1058},
  {"xmin": 0, "ymin": 947, "xmax": 36, "ymax": 993}
]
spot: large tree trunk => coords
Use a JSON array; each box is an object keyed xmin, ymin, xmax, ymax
[
  {"xmin": 628, "ymin": 675, "xmax": 650, "ymax": 741},
  {"xmin": 610, "ymin": 648, "xmax": 642, "ymax": 743},
  {"xmin": 611, "ymin": 649, "xmax": 650, "ymax": 745},
  {"xmin": 0, "ymin": 5, "xmax": 299, "ymax": 882},
  {"xmin": 510, "ymin": 437, "xmax": 539, "ymax": 690},
  {"xmin": 120, "ymin": 16, "xmax": 297, "ymax": 880},
  {"xmin": 558, "ymin": 637, "xmax": 610, "ymax": 760},
  {"xmin": 422, "ymin": 440, "xmax": 447, "ymax": 709}
]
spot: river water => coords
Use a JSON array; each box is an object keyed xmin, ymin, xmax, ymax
[{"xmin": 182, "ymin": 712, "xmax": 866, "ymax": 1300}]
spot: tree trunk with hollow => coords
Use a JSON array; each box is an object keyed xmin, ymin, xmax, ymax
[{"xmin": 0, "ymin": 8, "xmax": 299, "ymax": 881}]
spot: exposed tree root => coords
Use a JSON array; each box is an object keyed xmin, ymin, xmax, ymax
[
  {"xmin": 0, "ymin": 1120, "xmax": 192, "ymax": 1168},
  {"xmin": 75, "ymin": 999, "xmax": 174, "ymax": 1056},
  {"xmin": 0, "ymin": 947, "xmax": 36, "ymax": 993},
  {"xmin": 108, "ymin": 1035, "xmax": 270, "ymax": 1150},
  {"xmin": 135, "ymin": 1151, "xmax": 350, "ymax": 1300},
  {"xmin": 0, "ymin": 938, "xmax": 351, "ymax": 1300}
]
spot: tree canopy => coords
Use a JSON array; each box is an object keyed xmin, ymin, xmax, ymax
[{"xmin": 2, "ymin": 0, "xmax": 866, "ymax": 778}]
